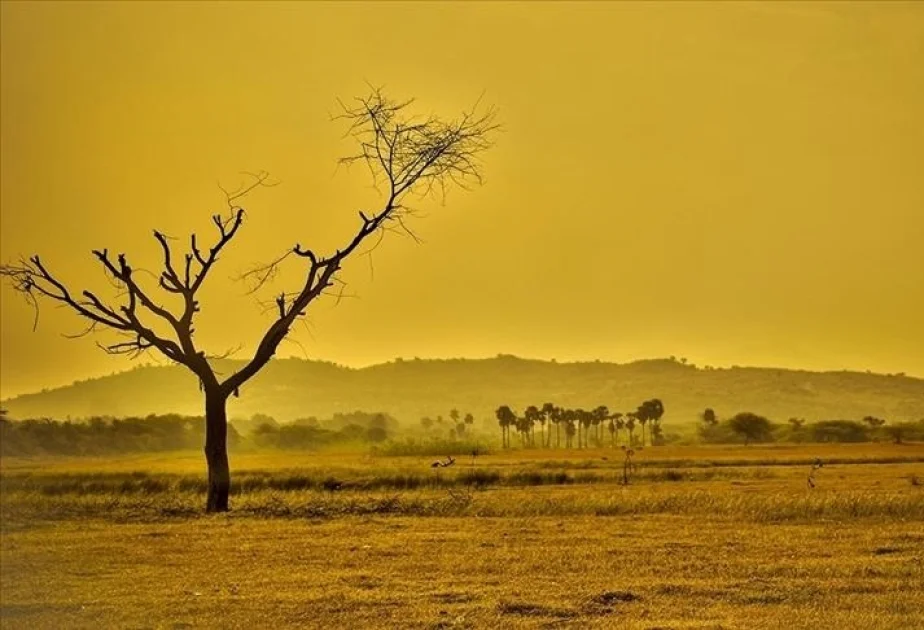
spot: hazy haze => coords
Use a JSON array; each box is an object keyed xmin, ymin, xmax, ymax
[{"xmin": 2, "ymin": 1, "xmax": 923, "ymax": 397}]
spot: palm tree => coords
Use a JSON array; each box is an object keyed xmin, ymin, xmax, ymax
[
  {"xmin": 524, "ymin": 405, "xmax": 540, "ymax": 447},
  {"xmin": 541, "ymin": 402, "xmax": 556, "ymax": 448},
  {"xmin": 636, "ymin": 404, "xmax": 649, "ymax": 447},
  {"xmin": 581, "ymin": 411, "xmax": 594, "ymax": 448},
  {"xmin": 611, "ymin": 412, "xmax": 624, "ymax": 447},
  {"xmin": 463, "ymin": 412, "xmax": 475, "ymax": 427},
  {"xmin": 593, "ymin": 405, "xmax": 609, "ymax": 447},
  {"xmin": 550, "ymin": 405, "xmax": 564, "ymax": 448},
  {"xmin": 495, "ymin": 405, "xmax": 516, "ymax": 448},
  {"xmin": 702, "ymin": 408, "xmax": 717, "ymax": 426},
  {"xmin": 449, "ymin": 408, "xmax": 460, "ymax": 424},
  {"xmin": 573, "ymin": 408, "xmax": 584, "ymax": 448},
  {"xmin": 564, "ymin": 415, "xmax": 576, "ymax": 448},
  {"xmin": 518, "ymin": 414, "xmax": 533, "ymax": 447},
  {"xmin": 647, "ymin": 399, "xmax": 665, "ymax": 445},
  {"xmin": 607, "ymin": 416, "xmax": 616, "ymax": 447},
  {"xmin": 536, "ymin": 406, "xmax": 548, "ymax": 448},
  {"xmin": 626, "ymin": 413, "xmax": 637, "ymax": 447}
]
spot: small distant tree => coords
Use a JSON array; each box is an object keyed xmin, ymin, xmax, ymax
[
  {"xmin": 728, "ymin": 412, "xmax": 774, "ymax": 445},
  {"xmin": 537, "ymin": 408, "xmax": 549, "ymax": 448},
  {"xmin": 524, "ymin": 405, "xmax": 541, "ymax": 447},
  {"xmin": 612, "ymin": 412, "xmax": 625, "ymax": 447},
  {"xmin": 885, "ymin": 423, "xmax": 907, "ymax": 444},
  {"xmin": 420, "ymin": 416, "xmax": 434, "ymax": 431},
  {"xmin": 811, "ymin": 420, "xmax": 869, "ymax": 443},
  {"xmin": 650, "ymin": 422, "xmax": 664, "ymax": 445},
  {"xmin": 583, "ymin": 410, "xmax": 595, "ymax": 448},
  {"xmin": 636, "ymin": 399, "xmax": 664, "ymax": 446},
  {"xmin": 573, "ymin": 408, "xmax": 589, "ymax": 448},
  {"xmin": 786, "ymin": 417, "xmax": 807, "ymax": 442},
  {"xmin": 495, "ymin": 405, "xmax": 516, "ymax": 448},
  {"xmin": 449, "ymin": 408, "xmax": 460, "ymax": 424},
  {"xmin": 564, "ymin": 415, "xmax": 576, "ymax": 448},
  {"xmin": 251, "ymin": 413, "xmax": 278, "ymax": 429},
  {"xmin": 543, "ymin": 403, "xmax": 561, "ymax": 448},
  {"xmin": 515, "ymin": 415, "xmax": 529, "ymax": 446},
  {"xmin": 647, "ymin": 398, "xmax": 665, "ymax": 444},
  {"xmin": 702, "ymin": 408, "xmax": 717, "ymax": 426},
  {"xmin": 367, "ymin": 426, "xmax": 388, "ymax": 443},
  {"xmin": 636, "ymin": 405, "xmax": 649, "ymax": 447},
  {"xmin": 592, "ymin": 405, "xmax": 609, "ymax": 447},
  {"xmin": 625, "ymin": 413, "xmax": 637, "ymax": 447}
]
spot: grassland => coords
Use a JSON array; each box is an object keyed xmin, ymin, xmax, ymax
[{"xmin": 2, "ymin": 443, "xmax": 923, "ymax": 629}]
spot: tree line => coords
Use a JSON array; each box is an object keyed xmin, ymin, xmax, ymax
[
  {"xmin": 494, "ymin": 400, "xmax": 666, "ymax": 449},
  {"xmin": 0, "ymin": 410, "xmax": 397, "ymax": 457},
  {"xmin": 698, "ymin": 409, "xmax": 924, "ymax": 445}
]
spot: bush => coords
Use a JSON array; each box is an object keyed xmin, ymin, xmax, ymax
[
  {"xmin": 0, "ymin": 414, "xmax": 216, "ymax": 456},
  {"xmin": 810, "ymin": 420, "xmax": 869, "ymax": 443}
]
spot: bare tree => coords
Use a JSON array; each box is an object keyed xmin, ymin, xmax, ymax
[{"xmin": 1, "ymin": 88, "xmax": 498, "ymax": 512}]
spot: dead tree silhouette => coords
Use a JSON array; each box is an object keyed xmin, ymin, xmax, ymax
[{"xmin": 0, "ymin": 88, "xmax": 498, "ymax": 513}]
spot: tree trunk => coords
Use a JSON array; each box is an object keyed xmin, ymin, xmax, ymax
[{"xmin": 205, "ymin": 389, "xmax": 231, "ymax": 513}]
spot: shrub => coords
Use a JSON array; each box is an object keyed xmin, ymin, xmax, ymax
[
  {"xmin": 810, "ymin": 420, "xmax": 869, "ymax": 443},
  {"xmin": 727, "ymin": 412, "xmax": 776, "ymax": 445}
]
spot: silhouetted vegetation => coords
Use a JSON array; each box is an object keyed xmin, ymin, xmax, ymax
[
  {"xmin": 0, "ymin": 411, "xmax": 398, "ymax": 456},
  {"xmin": 697, "ymin": 412, "xmax": 924, "ymax": 445},
  {"xmin": 494, "ymin": 399, "xmax": 667, "ymax": 449},
  {"xmin": 0, "ymin": 414, "xmax": 226, "ymax": 456},
  {"xmin": 728, "ymin": 412, "xmax": 774, "ymax": 445},
  {"xmin": 5, "ymin": 406, "xmax": 921, "ymax": 458}
]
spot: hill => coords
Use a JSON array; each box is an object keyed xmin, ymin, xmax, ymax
[{"xmin": 3, "ymin": 357, "xmax": 923, "ymax": 427}]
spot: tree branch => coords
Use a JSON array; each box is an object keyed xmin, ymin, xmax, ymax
[
  {"xmin": 225, "ymin": 88, "xmax": 498, "ymax": 396},
  {"xmin": 0, "ymin": 176, "xmax": 268, "ymax": 384}
]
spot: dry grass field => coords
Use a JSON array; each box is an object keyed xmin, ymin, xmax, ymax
[{"xmin": 2, "ymin": 443, "xmax": 923, "ymax": 629}]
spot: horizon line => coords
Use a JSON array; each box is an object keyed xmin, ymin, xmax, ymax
[{"xmin": 2, "ymin": 353, "xmax": 921, "ymax": 402}]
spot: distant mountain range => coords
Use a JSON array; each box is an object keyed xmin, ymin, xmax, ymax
[{"xmin": 3, "ymin": 357, "xmax": 923, "ymax": 427}]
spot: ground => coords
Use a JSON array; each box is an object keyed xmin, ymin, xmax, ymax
[{"xmin": 2, "ymin": 444, "xmax": 923, "ymax": 629}]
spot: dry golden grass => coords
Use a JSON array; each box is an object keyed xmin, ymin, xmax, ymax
[{"xmin": 2, "ymin": 443, "xmax": 923, "ymax": 629}]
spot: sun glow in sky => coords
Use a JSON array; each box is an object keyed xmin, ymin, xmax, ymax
[{"xmin": 1, "ymin": 1, "xmax": 923, "ymax": 397}]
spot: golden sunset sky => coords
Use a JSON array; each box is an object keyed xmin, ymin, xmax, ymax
[{"xmin": 1, "ymin": 1, "xmax": 922, "ymax": 397}]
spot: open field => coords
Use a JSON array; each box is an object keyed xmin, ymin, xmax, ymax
[{"xmin": 2, "ymin": 444, "xmax": 923, "ymax": 628}]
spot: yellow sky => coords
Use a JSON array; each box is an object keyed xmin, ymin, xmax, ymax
[{"xmin": 2, "ymin": 1, "xmax": 923, "ymax": 397}]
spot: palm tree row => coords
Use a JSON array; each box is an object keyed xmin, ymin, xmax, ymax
[{"xmin": 494, "ymin": 399, "xmax": 665, "ymax": 449}]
